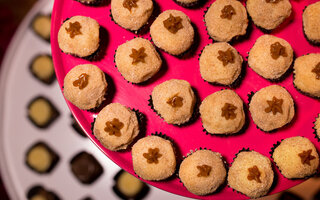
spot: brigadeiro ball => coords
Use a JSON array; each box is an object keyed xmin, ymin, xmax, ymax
[
  {"xmin": 293, "ymin": 53, "xmax": 320, "ymax": 99},
  {"xmin": 249, "ymin": 85, "xmax": 295, "ymax": 132},
  {"xmin": 150, "ymin": 10, "xmax": 194, "ymax": 56},
  {"xmin": 63, "ymin": 64, "xmax": 108, "ymax": 110},
  {"xmin": 248, "ymin": 34, "xmax": 294, "ymax": 81},
  {"xmin": 132, "ymin": 135, "xmax": 176, "ymax": 181},
  {"xmin": 58, "ymin": 16, "xmax": 100, "ymax": 59},
  {"xmin": 115, "ymin": 37, "xmax": 162, "ymax": 84},
  {"xmin": 200, "ymin": 89, "xmax": 245, "ymax": 135},
  {"xmin": 228, "ymin": 150, "xmax": 274, "ymax": 198},
  {"xmin": 272, "ymin": 136, "xmax": 319, "ymax": 179},
  {"xmin": 93, "ymin": 103, "xmax": 140, "ymax": 151},
  {"xmin": 199, "ymin": 42, "xmax": 243, "ymax": 87},
  {"xmin": 246, "ymin": 0, "xmax": 292, "ymax": 32},
  {"xmin": 151, "ymin": 79, "xmax": 196, "ymax": 125},
  {"xmin": 204, "ymin": 0, "xmax": 248, "ymax": 42},
  {"xmin": 111, "ymin": 0, "xmax": 154, "ymax": 32},
  {"xmin": 179, "ymin": 149, "xmax": 226, "ymax": 196},
  {"xmin": 303, "ymin": 1, "xmax": 320, "ymax": 45}
]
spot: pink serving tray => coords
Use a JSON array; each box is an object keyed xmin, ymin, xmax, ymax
[{"xmin": 51, "ymin": 0, "xmax": 320, "ymax": 199}]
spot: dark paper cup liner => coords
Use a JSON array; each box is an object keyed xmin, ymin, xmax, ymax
[
  {"xmin": 74, "ymin": 0, "xmax": 103, "ymax": 6},
  {"xmin": 312, "ymin": 114, "xmax": 320, "ymax": 142}
]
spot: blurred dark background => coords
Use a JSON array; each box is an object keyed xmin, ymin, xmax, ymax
[
  {"xmin": 0, "ymin": 1, "xmax": 37, "ymax": 198},
  {"xmin": 0, "ymin": 0, "xmax": 37, "ymax": 62}
]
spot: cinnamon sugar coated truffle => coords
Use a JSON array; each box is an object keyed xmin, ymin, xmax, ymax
[
  {"xmin": 249, "ymin": 85, "xmax": 295, "ymax": 131},
  {"xmin": 58, "ymin": 16, "xmax": 100, "ymax": 58},
  {"xmin": 111, "ymin": 0, "xmax": 153, "ymax": 32},
  {"xmin": 272, "ymin": 136, "xmax": 319, "ymax": 179},
  {"xmin": 303, "ymin": 2, "xmax": 320, "ymax": 45},
  {"xmin": 205, "ymin": 0, "xmax": 248, "ymax": 42},
  {"xmin": 150, "ymin": 10, "xmax": 194, "ymax": 56},
  {"xmin": 132, "ymin": 135, "xmax": 176, "ymax": 181},
  {"xmin": 63, "ymin": 64, "xmax": 107, "ymax": 110},
  {"xmin": 200, "ymin": 89, "xmax": 245, "ymax": 135},
  {"xmin": 151, "ymin": 79, "xmax": 196, "ymax": 125},
  {"xmin": 249, "ymin": 85, "xmax": 294, "ymax": 132},
  {"xmin": 228, "ymin": 151, "xmax": 274, "ymax": 198},
  {"xmin": 293, "ymin": 53, "xmax": 320, "ymax": 98},
  {"xmin": 115, "ymin": 38, "xmax": 162, "ymax": 83},
  {"xmin": 179, "ymin": 150, "xmax": 226, "ymax": 196},
  {"xmin": 199, "ymin": 42, "xmax": 243, "ymax": 86},
  {"xmin": 246, "ymin": 0, "xmax": 292, "ymax": 31},
  {"xmin": 248, "ymin": 35, "xmax": 293, "ymax": 81},
  {"xmin": 93, "ymin": 103, "xmax": 139, "ymax": 151}
]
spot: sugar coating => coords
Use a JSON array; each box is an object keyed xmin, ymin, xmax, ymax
[
  {"xmin": 272, "ymin": 136, "xmax": 319, "ymax": 179},
  {"xmin": 247, "ymin": 0, "xmax": 292, "ymax": 31},
  {"xmin": 303, "ymin": 1, "xmax": 320, "ymax": 44},
  {"xmin": 294, "ymin": 53, "xmax": 320, "ymax": 98},
  {"xmin": 249, "ymin": 85, "xmax": 294, "ymax": 132},
  {"xmin": 152, "ymin": 79, "xmax": 195, "ymax": 125},
  {"xmin": 93, "ymin": 103, "xmax": 139, "ymax": 151},
  {"xmin": 132, "ymin": 136, "xmax": 176, "ymax": 181},
  {"xmin": 228, "ymin": 151, "xmax": 274, "ymax": 199},
  {"xmin": 179, "ymin": 150, "xmax": 226, "ymax": 196},
  {"xmin": 200, "ymin": 89, "xmax": 245, "ymax": 134},
  {"xmin": 150, "ymin": 10, "xmax": 194, "ymax": 55},
  {"xmin": 199, "ymin": 42, "xmax": 243, "ymax": 85},
  {"xmin": 115, "ymin": 38, "xmax": 162, "ymax": 83},
  {"xmin": 111, "ymin": 0, "xmax": 153, "ymax": 31},
  {"xmin": 63, "ymin": 64, "xmax": 107, "ymax": 110},
  {"xmin": 58, "ymin": 16, "xmax": 99, "ymax": 57},
  {"xmin": 205, "ymin": 0, "xmax": 248, "ymax": 42},
  {"xmin": 248, "ymin": 35, "xmax": 293, "ymax": 80}
]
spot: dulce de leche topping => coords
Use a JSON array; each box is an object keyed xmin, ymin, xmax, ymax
[
  {"xmin": 65, "ymin": 21, "xmax": 82, "ymax": 39},
  {"xmin": 197, "ymin": 164, "xmax": 212, "ymax": 177},
  {"xmin": 163, "ymin": 14, "xmax": 183, "ymax": 34},
  {"xmin": 298, "ymin": 149, "xmax": 316, "ymax": 166},
  {"xmin": 73, "ymin": 73, "xmax": 89, "ymax": 90},
  {"xmin": 221, "ymin": 103, "xmax": 237, "ymax": 120},
  {"xmin": 217, "ymin": 48, "xmax": 235, "ymax": 66},
  {"xmin": 270, "ymin": 42, "xmax": 287, "ymax": 60},
  {"xmin": 312, "ymin": 62, "xmax": 320, "ymax": 80},
  {"xmin": 129, "ymin": 47, "xmax": 147, "ymax": 65},
  {"xmin": 247, "ymin": 165, "xmax": 262, "ymax": 183},
  {"xmin": 123, "ymin": 0, "xmax": 139, "ymax": 12},
  {"xmin": 166, "ymin": 94, "xmax": 184, "ymax": 108},
  {"xmin": 220, "ymin": 5, "xmax": 236, "ymax": 20},
  {"xmin": 266, "ymin": 0, "xmax": 281, "ymax": 3},
  {"xmin": 104, "ymin": 118, "xmax": 124, "ymax": 137},
  {"xmin": 143, "ymin": 148, "xmax": 162, "ymax": 164},
  {"xmin": 265, "ymin": 96, "xmax": 283, "ymax": 115}
]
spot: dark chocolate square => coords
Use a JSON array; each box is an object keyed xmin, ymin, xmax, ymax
[{"xmin": 70, "ymin": 152, "xmax": 103, "ymax": 184}]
